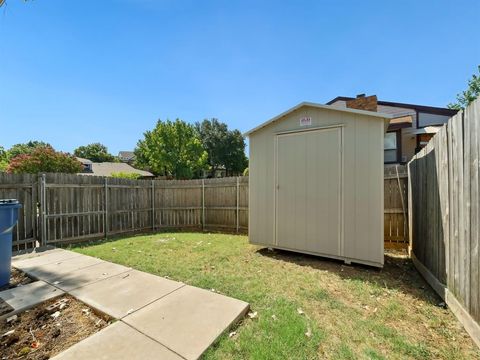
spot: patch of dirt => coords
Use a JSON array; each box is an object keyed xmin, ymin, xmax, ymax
[
  {"xmin": 0, "ymin": 295, "xmax": 112, "ymax": 359},
  {"xmin": 0, "ymin": 268, "xmax": 34, "ymax": 292}
]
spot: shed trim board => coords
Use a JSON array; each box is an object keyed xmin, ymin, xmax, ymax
[{"xmin": 248, "ymin": 103, "xmax": 387, "ymax": 268}]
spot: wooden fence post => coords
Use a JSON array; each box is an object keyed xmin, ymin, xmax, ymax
[
  {"xmin": 104, "ymin": 177, "xmax": 108, "ymax": 238},
  {"xmin": 395, "ymin": 165, "xmax": 407, "ymax": 243},
  {"xmin": 407, "ymin": 161, "xmax": 413, "ymax": 256},
  {"xmin": 151, "ymin": 180, "xmax": 155, "ymax": 231},
  {"xmin": 236, "ymin": 176, "xmax": 240, "ymax": 233},
  {"xmin": 202, "ymin": 179, "xmax": 205, "ymax": 230}
]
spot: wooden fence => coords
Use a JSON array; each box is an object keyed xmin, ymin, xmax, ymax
[
  {"xmin": 39, "ymin": 174, "xmax": 249, "ymax": 245},
  {"xmin": 0, "ymin": 173, "xmax": 38, "ymax": 251},
  {"xmin": 384, "ymin": 165, "xmax": 408, "ymax": 249},
  {"xmin": 1, "ymin": 169, "xmax": 407, "ymax": 249},
  {"xmin": 408, "ymin": 97, "xmax": 480, "ymax": 347}
]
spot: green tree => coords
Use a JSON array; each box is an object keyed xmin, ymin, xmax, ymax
[
  {"xmin": 74, "ymin": 143, "xmax": 115, "ymax": 162},
  {"xmin": 7, "ymin": 147, "xmax": 83, "ymax": 174},
  {"xmin": 448, "ymin": 65, "xmax": 480, "ymax": 110},
  {"xmin": 6, "ymin": 141, "xmax": 53, "ymax": 160},
  {"xmin": 195, "ymin": 119, "xmax": 228, "ymax": 176},
  {"xmin": 135, "ymin": 119, "xmax": 208, "ymax": 179},
  {"xmin": 0, "ymin": 146, "xmax": 8, "ymax": 172},
  {"xmin": 223, "ymin": 129, "xmax": 248, "ymax": 175},
  {"xmin": 196, "ymin": 119, "xmax": 248, "ymax": 177}
]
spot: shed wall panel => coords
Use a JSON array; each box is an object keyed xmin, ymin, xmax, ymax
[{"xmin": 249, "ymin": 105, "xmax": 385, "ymax": 267}]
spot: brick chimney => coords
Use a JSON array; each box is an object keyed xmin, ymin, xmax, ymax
[{"xmin": 346, "ymin": 94, "xmax": 378, "ymax": 112}]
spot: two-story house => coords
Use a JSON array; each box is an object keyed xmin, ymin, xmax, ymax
[{"xmin": 326, "ymin": 95, "xmax": 458, "ymax": 164}]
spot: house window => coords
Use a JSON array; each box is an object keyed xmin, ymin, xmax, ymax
[{"xmin": 384, "ymin": 131, "xmax": 399, "ymax": 163}]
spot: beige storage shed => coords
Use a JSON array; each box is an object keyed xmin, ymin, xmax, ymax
[{"xmin": 246, "ymin": 102, "xmax": 392, "ymax": 267}]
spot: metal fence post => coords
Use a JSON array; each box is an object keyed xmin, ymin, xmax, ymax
[
  {"xmin": 40, "ymin": 174, "xmax": 47, "ymax": 246},
  {"xmin": 104, "ymin": 177, "xmax": 108, "ymax": 238},
  {"xmin": 202, "ymin": 179, "xmax": 205, "ymax": 230},
  {"xmin": 236, "ymin": 176, "xmax": 240, "ymax": 233},
  {"xmin": 151, "ymin": 180, "xmax": 155, "ymax": 231}
]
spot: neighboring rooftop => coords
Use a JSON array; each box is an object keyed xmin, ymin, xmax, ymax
[
  {"xmin": 118, "ymin": 151, "xmax": 135, "ymax": 161},
  {"xmin": 79, "ymin": 162, "xmax": 153, "ymax": 178},
  {"xmin": 75, "ymin": 157, "xmax": 93, "ymax": 165},
  {"xmin": 326, "ymin": 96, "xmax": 458, "ymax": 117}
]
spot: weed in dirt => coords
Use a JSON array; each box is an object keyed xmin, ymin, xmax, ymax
[{"xmin": 0, "ymin": 295, "xmax": 112, "ymax": 359}]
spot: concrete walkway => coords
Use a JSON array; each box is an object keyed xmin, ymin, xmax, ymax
[{"xmin": 9, "ymin": 248, "xmax": 249, "ymax": 360}]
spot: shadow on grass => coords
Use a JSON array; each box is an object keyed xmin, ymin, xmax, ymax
[{"xmin": 256, "ymin": 247, "xmax": 442, "ymax": 306}]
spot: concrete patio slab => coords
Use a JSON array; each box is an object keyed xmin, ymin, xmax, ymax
[
  {"xmin": 11, "ymin": 249, "xmax": 249, "ymax": 359},
  {"xmin": 51, "ymin": 321, "xmax": 183, "ymax": 360},
  {"xmin": 12, "ymin": 248, "xmax": 82, "ymax": 269},
  {"xmin": 70, "ymin": 269, "xmax": 184, "ymax": 319},
  {"xmin": 123, "ymin": 285, "xmax": 249, "ymax": 360},
  {"xmin": 12, "ymin": 245, "xmax": 60, "ymax": 261},
  {"xmin": 50, "ymin": 261, "xmax": 131, "ymax": 292},
  {"xmin": 17, "ymin": 254, "xmax": 103, "ymax": 282},
  {"xmin": 0, "ymin": 281, "xmax": 63, "ymax": 319}
]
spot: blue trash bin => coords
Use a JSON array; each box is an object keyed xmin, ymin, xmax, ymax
[{"xmin": 0, "ymin": 199, "xmax": 22, "ymax": 287}]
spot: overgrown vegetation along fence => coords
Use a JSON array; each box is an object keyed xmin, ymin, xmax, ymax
[
  {"xmin": 1, "ymin": 168, "xmax": 408, "ymax": 251},
  {"xmin": 408, "ymin": 97, "xmax": 480, "ymax": 347}
]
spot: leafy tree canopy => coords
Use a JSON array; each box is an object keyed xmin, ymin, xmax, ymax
[
  {"xmin": 196, "ymin": 119, "xmax": 248, "ymax": 176},
  {"xmin": 0, "ymin": 146, "xmax": 8, "ymax": 172},
  {"xmin": 7, "ymin": 141, "xmax": 53, "ymax": 160},
  {"xmin": 135, "ymin": 119, "xmax": 208, "ymax": 179},
  {"xmin": 448, "ymin": 65, "xmax": 480, "ymax": 110},
  {"xmin": 7, "ymin": 147, "xmax": 83, "ymax": 174},
  {"xmin": 74, "ymin": 143, "xmax": 115, "ymax": 162}
]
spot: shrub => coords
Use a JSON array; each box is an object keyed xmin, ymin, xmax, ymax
[
  {"xmin": 110, "ymin": 172, "xmax": 142, "ymax": 180},
  {"xmin": 7, "ymin": 147, "xmax": 83, "ymax": 174}
]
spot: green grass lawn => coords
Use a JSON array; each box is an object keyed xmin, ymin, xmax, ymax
[{"xmin": 70, "ymin": 232, "xmax": 480, "ymax": 360}]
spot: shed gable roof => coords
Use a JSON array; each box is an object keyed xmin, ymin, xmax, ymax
[{"xmin": 245, "ymin": 102, "xmax": 393, "ymax": 136}]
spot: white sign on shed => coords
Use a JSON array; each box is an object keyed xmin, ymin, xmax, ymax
[{"xmin": 299, "ymin": 117, "xmax": 312, "ymax": 126}]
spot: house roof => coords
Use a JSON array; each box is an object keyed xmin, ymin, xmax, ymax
[
  {"xmin": 245, "ymin": 101, "xmax": 393, "ymax": 136},
  {"xmin": 79, "ymin": 162, "xmax": 153, "ymax": 177},
  {"xmin": 118, "ymin": 151, "xmax": 135, "ymax": 159},
  {"xmin": 326, "ymin": 96, "xmax": 458, "ymax": 117},
  {"xmin": 410, "ymin": 126, "xmax": 442, "ymax": 135},
  {"xmin": 76, "ymin": 157, "xmax": 93, "ymax": 165}
]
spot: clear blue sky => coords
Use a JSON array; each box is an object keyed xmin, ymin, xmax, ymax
[{"xmin": 1, "ymin": 0, "xmax": 479, "ymax": 154}]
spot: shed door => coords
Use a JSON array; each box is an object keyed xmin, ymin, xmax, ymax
[{"xmin": 275, "ymin": 127, "xmax": 342, "ymax": 256}]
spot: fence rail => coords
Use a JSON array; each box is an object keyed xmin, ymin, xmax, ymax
[{"xmin": 409, "ymin": 97, "xmax": 480, "ymax": 347}]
